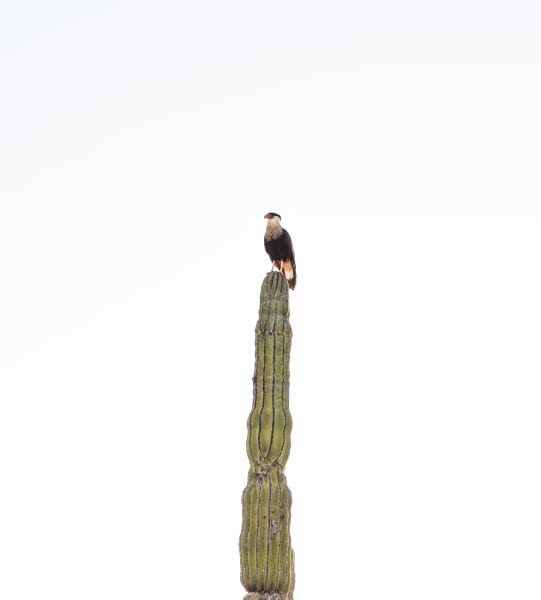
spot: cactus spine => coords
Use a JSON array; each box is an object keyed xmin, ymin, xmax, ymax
[{"xmin": 240, "ymin": 272, "xmax": 295, "ymax": 600}]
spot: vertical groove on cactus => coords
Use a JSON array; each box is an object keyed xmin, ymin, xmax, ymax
[{"xmin": 240, "ymin": 271, "xmax": 295, "ymax": 600}]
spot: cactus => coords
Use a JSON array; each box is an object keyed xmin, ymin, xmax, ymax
[{"xmin": 240, "ymin": 272, "xmax": 295, "ymax": 600}]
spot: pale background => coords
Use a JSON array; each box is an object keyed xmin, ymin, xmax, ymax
[{"xmin": 1, "ymin": 1, "xmax": 540, "ymax": 598}]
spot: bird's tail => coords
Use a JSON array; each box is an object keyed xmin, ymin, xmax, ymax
[{"xmin": 282, "ymin": 259, "xmax": 296, "ymax": 290}]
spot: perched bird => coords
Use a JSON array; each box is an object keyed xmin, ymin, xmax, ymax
[{"xmin": 264, "ymin": 212, "xmax": 296, "ymax": 290}]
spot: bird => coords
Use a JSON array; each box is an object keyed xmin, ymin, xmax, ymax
[{"xmin": 264, "ymin": 212, "xmax": 296, "ymax": 290}]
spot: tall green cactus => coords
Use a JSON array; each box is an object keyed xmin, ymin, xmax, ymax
[{"xmin": 240, "ymin": 272, "xmax": 295, "ymax": 600}]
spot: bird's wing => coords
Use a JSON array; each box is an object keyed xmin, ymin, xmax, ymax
[{"xmin": 282, "ymin": 228, "xmax": 295, "ymax": 264}]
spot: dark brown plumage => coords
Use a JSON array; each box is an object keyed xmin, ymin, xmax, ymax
[{"xmin": 264, "ymin": 212, "xmax": 296, "ymax": 290}]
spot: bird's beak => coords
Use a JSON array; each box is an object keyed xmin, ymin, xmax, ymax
[{"xmin": 264, "ymin": 213, "xmax": 271, "ymax": 219}]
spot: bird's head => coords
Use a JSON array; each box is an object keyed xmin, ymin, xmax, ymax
[{"xmin": 264, "ymin": 212, "xmax": 281, "ymax": 221}]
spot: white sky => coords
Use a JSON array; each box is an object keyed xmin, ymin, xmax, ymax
[{"xmin": 1, "ymin": 1, "xmax": 540, "ymax": 598}]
